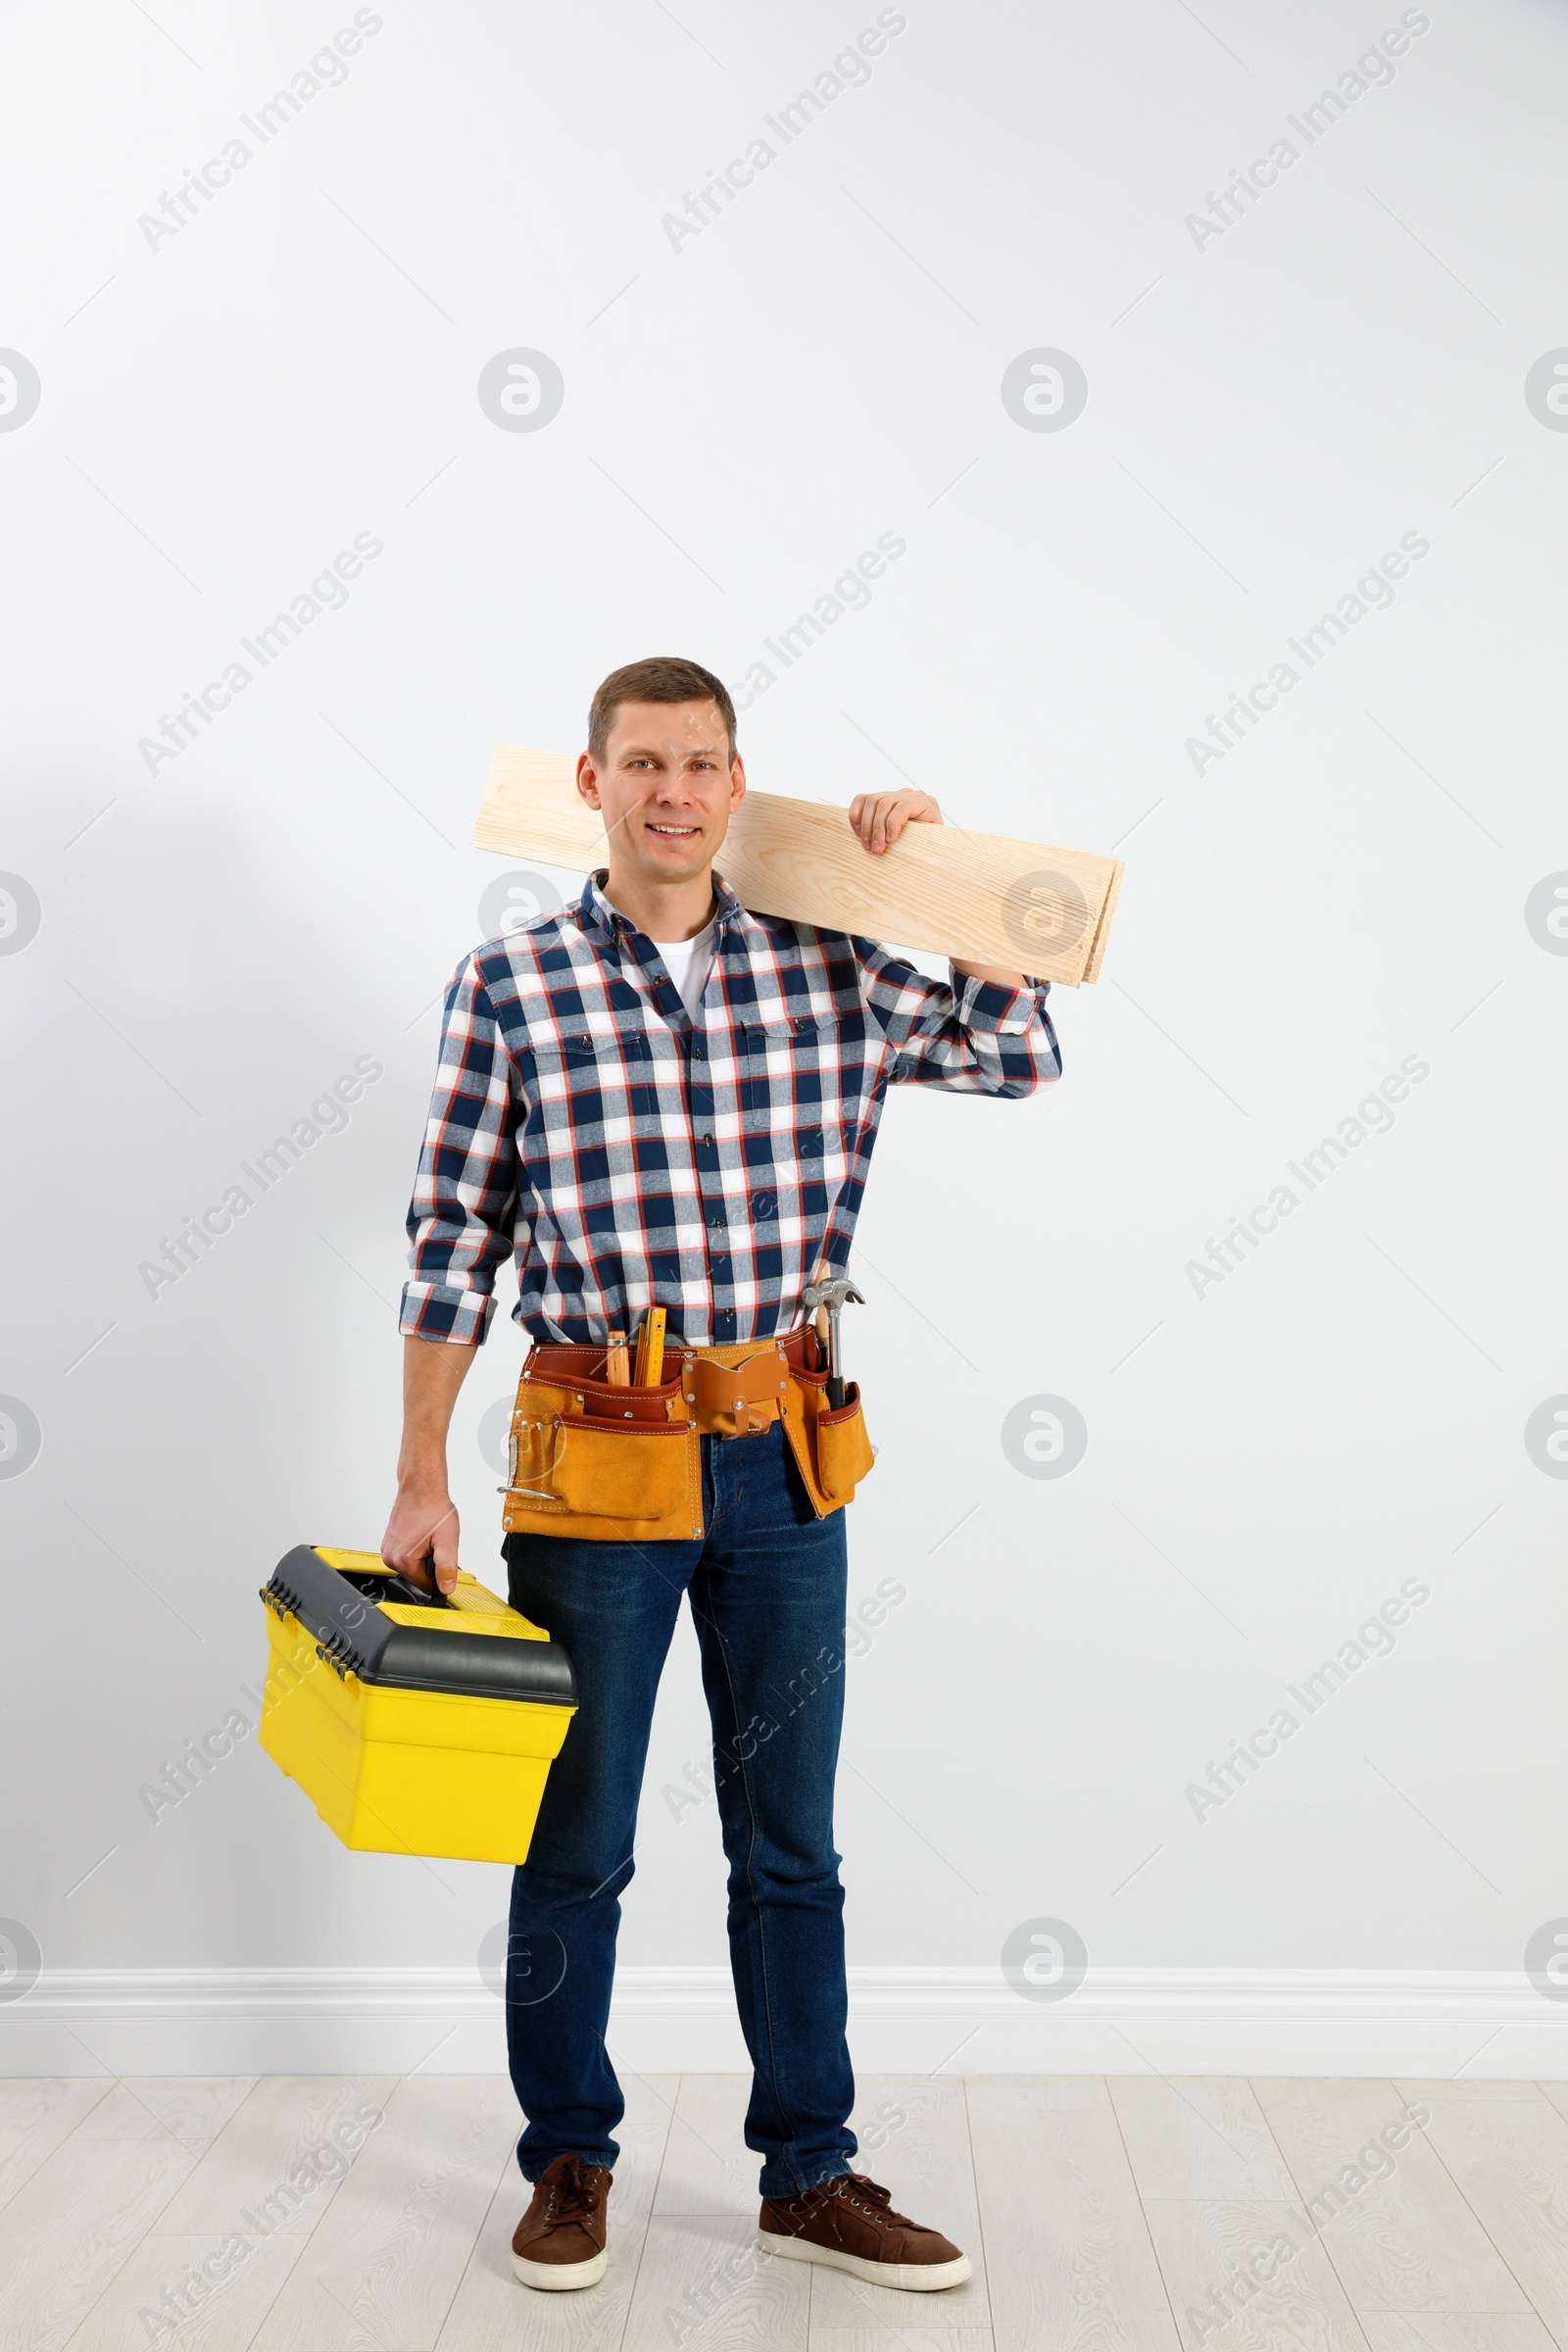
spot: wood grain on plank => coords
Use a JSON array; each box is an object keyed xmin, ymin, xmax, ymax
[
  {"xmin": 0, "ymin": 2079, "xmax": 113, "ymax": 2213},
  {"xmin": 808, "ymin": 2333, "xmax": 995, "ymax": 2351},
  {"xmin": 1417, "ymin": 2095, "xmax": 1568, "ymax": 2336},
  {"xmin": 157, "ymin": 2075, "xmax": 397, "ymax": 2236},
  {"xmin": 651, "ymin": 2074, "xmax": 759, "ymax": 2218},
  {"xmin": 966, "ymin": 2100, "xmax": 1178, "ymax": 2350},
  {"xmin": 1358, "ymin": 2316, "xmax": 1558, "ymax": 2351},
  {"xmin": 1142, "ymin": 2195, "xmax": 1375, "ymax": 2352},
  {"xmin": 618, "ymin": 2211, "xmax": 809, "ymax": 2352},
  {"xmin": 1391, "ymin": 2080, "xmax": 1556, "ymax": 2108},
  {"xmin": 965, "ymin": 2075, "xmax": 1112, "ymax": 2112},
  {"xmin": 65, "ymin": 2229, "xmax": 304, "ymax": 2352},
  {"xmin": 72, "ymin": 2077, "xmax": 256, "ymax": 2144},
  {"xmin": 1111, "ymin": 2076, "xmax": 1297, "ymax": 2201},
  {"xmin": 249, "ymin": 2073, "xmax": 515, "ymax": 2352},
  {"xmin": 472, "ymin": 746, "xmax": 1123, "ymax": 986},
  {"xmin": 0, "ymin": 2137, "xmax": 198, "ymax": 2352},
  {"xmin": 1250, "ymin": 2078, "xmax": 1526, "ymax": 2316}
]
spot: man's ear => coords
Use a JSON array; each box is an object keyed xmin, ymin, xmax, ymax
[
  {"xmin": 575, "ymin": 751, "xmax": 603, "ymax": 809},
  {"xmin": 729, "ymin": 755, "xmax": 747, "ymax": 809}
]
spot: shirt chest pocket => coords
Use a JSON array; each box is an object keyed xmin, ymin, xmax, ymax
[
  {"xmin": 738, "ymin": 1011, "xmax": 853, "ymax": 1167},
  {"xmin": 740, "ymin": 1012, "xmax": 812, "ymax": 1128},
  {"xmin": 523, "ymin": 1033, "xmax": 620, "ymax": 1129}
]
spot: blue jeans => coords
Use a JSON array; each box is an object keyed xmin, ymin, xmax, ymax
[{"xmin": 502, "ymin": 1417, "xmax": 858, "ymax": 2199}]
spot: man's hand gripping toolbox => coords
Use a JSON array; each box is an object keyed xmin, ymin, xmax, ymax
[
  {"xmin": 500, "ymin": 1320, "xmax": 875, "ymax": 1541},
  {"xmin": 257, "ymin": 1545, "xmax": 576, "ymax": 1864}
]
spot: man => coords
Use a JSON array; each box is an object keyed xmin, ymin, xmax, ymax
[{"xmin": 383, "ymin": 655, "xmax": 1060, "ymax": 2293}]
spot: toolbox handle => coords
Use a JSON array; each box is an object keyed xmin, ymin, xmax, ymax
[
  {"xmin": 405, "ymin": 1552, "xmax": 454, "ymax": 1608},
  {"xmin": 341, "ymin": 1556, "xmax": 453, "ymax": 1609}
]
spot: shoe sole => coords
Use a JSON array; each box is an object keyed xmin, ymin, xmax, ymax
[
  {"xmin": 759, "ymin": 2231, "xmax": 972, "ymax": 2292},
  {"xmin": 512, "ymin": 2247, "xmax": 609, "ymax": 2291}
]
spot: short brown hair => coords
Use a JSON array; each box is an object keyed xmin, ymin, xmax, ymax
[{"xmin": 587, "ymin": 657, "xmax": 737, "ymax": 765}]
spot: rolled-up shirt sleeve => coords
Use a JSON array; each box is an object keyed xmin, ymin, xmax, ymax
[
  {"xmin": 853, "ymin": 936, "xmax": 1062, "ymax": 1097},
  {"xmin": 398, "ymin": 957, "xmax": 521, "ymax": 1345}
]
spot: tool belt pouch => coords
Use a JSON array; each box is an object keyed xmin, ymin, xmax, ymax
[
  {"xmin": 502, "ymin": 1333, "xmax": 874, "ymax": 1539},
  {"xmin": 502, "ymin": 1350, "xmax": 700, "ymax": 1543},
  {"xmin": 812, "ymin": 1382, "xmax": 876, "ymax": 1501},
  {"xmin": 782, "ymin": 1375, "xmax": 876, "ymax": 1515}
]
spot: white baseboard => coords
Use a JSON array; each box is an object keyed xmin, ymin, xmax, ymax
[{"xmin": 6, "ymin": 1967, "xmax": 1568, "ymax": 2078}]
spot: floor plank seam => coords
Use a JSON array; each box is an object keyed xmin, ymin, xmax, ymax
[
  {"xmin": 1415, "ymin": 2083, "xmax": 1564, "ymax": 2345},
  {"xmin": 1246, "ymin": 2071, "xmax": 1379, "ymax": 2352},
  {"xmin": 424, "ymin": 2121, "xmax": 515, "ymax": 2352},
  {"xmin": 956, "ymin": 2073, "xmax": 997, "ymax": 2338},
  {"xmin": 1105, "ymin": 2069, "xmax": 1188, "ymax": 2349},
  {"xmin": 611, "ymin": 2068, "xmax": 678, "ymax": 2352}
]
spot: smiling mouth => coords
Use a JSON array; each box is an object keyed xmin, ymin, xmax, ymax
[{"xmin": 646, "ymin": 821, "xmax": 702, "ymax": 837}]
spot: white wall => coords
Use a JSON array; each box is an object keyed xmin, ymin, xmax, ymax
[{"xmin": 4, "ymin": 0, "xmax": 1568, "ymax": 2074}]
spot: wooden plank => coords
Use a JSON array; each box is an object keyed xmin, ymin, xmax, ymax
[
  {"xmin": 652, "ymin": 2074, "xmax": 758, "ymax": 2217},
  {"xmin": 1391, "ymin": 2080, "xmax": 1556, "ymax": 2110},
  {"xmin": 1110, "ymin": 2076, "xmax": 1298, "ymax": 2200},
  {"xmin": 809, "ymin": 2334, "xmax": 994, "ymax": 2351},
  {"xmin": 249, "ymin": 2074, "xmax": 515, "ymax": 2352},
  {"xmin": 0, "ymin": 2135, "xmax": 199, "ymax": 2352},
  {"xmin": 64, "ymin": 2229, "xmax": 305, "ymax": 2352},
  {"xmin": 1140, "ymin": 2196, "xmax": 1373, "ymax": 2351},
  {"xmin": 1081, "ymin": 852, "xmax": 1124, "ymax": 983},
  {"xmin": 1250, "ymin": 2078, "xmax": 1526, "ymax": 2316},
  {"xmin": 70, "ymin": 2077, "xmax": 256, "ymax": 2145},
  {"xmin": 156, "ymin": 2076, "xmax": 397, "ymax": 2236},
  {"xmin": 618, "ymin": 2210, "xmax": 809, "ymax": 2352},
  {"xmin": 472, "ymin": 746, "xmax": 1124, "ymax": 987},
  {"xmin": 472, "ymin": 747, "xmax": 604, "ymax": 870},
  {"xmin": 0, "ymin": 2078, "xmax": 113, "ymax": 2213},
  {"xmin": 434, "ymin": 2071, "xmax": 676, "ymax": 2352},
  {"xmin": 965, "ymin": 2075, "xmax": 1111, "ymax": 2112},
  {"xmin": 964, "ymin": 2098, "xmax": 1178, "ymax": 2350},
  {"xmin": 1416, "ymin": 2095, "xmax": 1568, "ymax": 2337},
  {"xmin": 1358, "ymin": 2319, "xmax": 1557, "ymax": 2352}
]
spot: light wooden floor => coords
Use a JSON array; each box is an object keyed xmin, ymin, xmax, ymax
[{"xmin": 5, "ymin": 2072, "xmax": 1568, "ymax": 2351}]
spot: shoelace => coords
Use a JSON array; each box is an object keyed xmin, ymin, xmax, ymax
[
  {"xmin": 540, "ymin": 2157, "xmax": 605, "ymax": 2230},
  {"xmin": 790, "ymin": 2172, "xmax": 914, "ymax": 2234}
]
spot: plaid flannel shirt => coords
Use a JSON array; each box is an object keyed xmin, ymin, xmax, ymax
[{"xmin": 399, "ymin": 870, "xmax": 1061, "ymax": 1348}]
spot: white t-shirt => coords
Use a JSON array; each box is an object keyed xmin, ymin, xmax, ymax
[{"xmin": 651, "ymin": 920, "xmax": 716, "ymax": 1022}]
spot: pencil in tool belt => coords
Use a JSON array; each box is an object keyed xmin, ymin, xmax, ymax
[
  {"xmin": 605, "ymin": 1329, "xmax": 629, "ymax": 1385},
  {"xmin": 633, "ymin": 1306, "xmax": 666, "ymax": 1387}
]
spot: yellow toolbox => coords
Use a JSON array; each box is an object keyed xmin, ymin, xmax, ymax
[{"xmin": 258, "ymin": 1545, "xmax": 576, "ymax": 1864}]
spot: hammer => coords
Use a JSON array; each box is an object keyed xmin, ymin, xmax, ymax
[{"xmin": 801, "ymin": 1276, "xmax": 864, "ymax": 1409}]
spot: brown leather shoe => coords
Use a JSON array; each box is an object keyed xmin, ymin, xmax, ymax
[
  {"xmin": 759, "ymin": 2170, "xmax": 972, "ymax": 2290},
  {"xmin": 512, "ymin": 2152, "xmax": 611, "ymax": 2290}
]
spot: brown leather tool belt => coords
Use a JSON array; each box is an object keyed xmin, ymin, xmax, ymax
[{"xmin": 500, "ymin": 1325, "xmax": 874, "ymax": 1543}]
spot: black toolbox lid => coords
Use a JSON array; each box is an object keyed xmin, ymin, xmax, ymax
[{"xmin": 262, "ymin": 1546, "xmax": 576, "ymax": 1706}]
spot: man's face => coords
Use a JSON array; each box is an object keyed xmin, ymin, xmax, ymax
[{"xmin": 576, "ymin": 700, "xmax": 745, "ymax": 885}]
